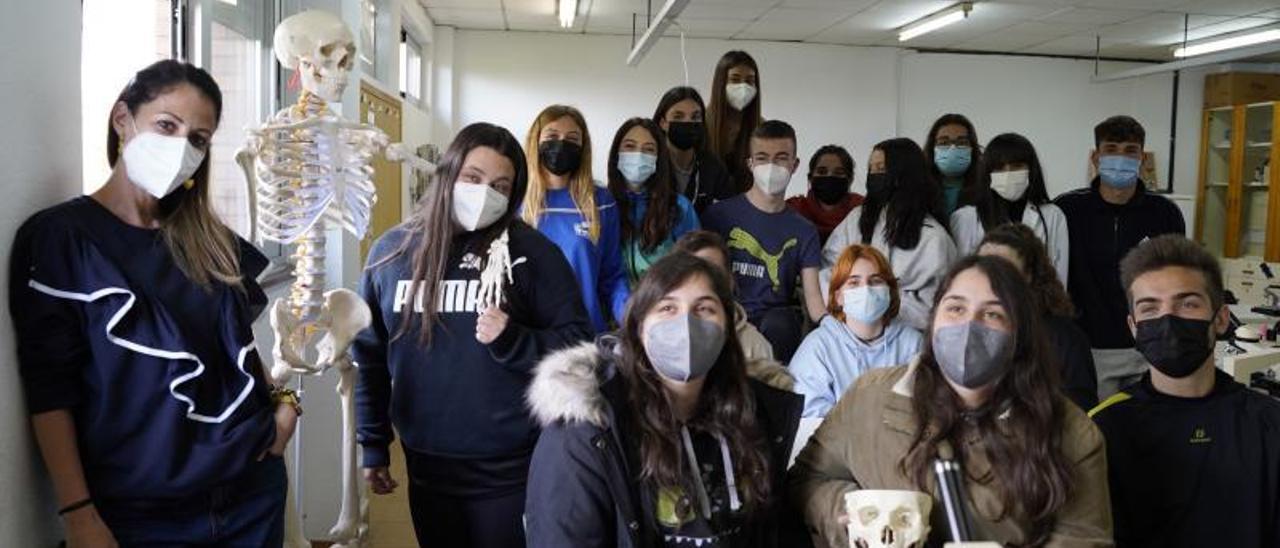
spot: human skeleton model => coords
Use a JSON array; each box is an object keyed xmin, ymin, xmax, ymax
[{"xmin": 235, "ymin": 10, "xmax": 434, "ymax": 548}]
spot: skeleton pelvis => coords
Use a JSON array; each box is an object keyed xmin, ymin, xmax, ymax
[{"xmin": 269, "ymin": 288, "xmax": 372, "ymax": 382}]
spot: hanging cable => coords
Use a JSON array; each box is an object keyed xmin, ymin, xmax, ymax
[{"xmin": 671, "ymin": 19, "xmax": 689, "ymax": 86}]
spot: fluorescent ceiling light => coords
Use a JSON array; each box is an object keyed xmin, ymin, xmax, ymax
[
  {"xmin": 1173, "ymin": 27, "xmax": 1280, "ymax": 58},
  {"xmin": 899, "ymin": 2, "xmax": 972, "ymax": 42},
  {"xmin": 559, "ymin": 0, "xmax": 578, "ymax": 29}
]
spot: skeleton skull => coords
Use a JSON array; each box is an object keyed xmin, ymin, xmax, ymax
[
  {"xmin": 844, "ymin": 490, "xmax": 933, "ymax": 548},
  {"xmin": 274, "ymin": 10, "xmax": 356, "ymax": 102}
]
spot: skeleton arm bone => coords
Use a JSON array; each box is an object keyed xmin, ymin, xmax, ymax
[
  {"xmin": 383, "ymin": 142, "xmax": 438, "ymax": 175},
  {"xmin": 236, "ymin": 136, "xmax": 261, "ymax": 244}
]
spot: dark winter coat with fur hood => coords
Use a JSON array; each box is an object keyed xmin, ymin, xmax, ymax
[{"xmin": 523, "ymin": 339, "xmax": 806, "ymax": 548}]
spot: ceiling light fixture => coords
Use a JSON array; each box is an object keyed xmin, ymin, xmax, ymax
[
  {"xmin": 559, "ymin": 0, "xmax": 578, "ymax": 29},
  {"xmin": 1173, "ymin": 26, "xmax": 1280, "ymax": 58},
  {"xmin": 899, "ymin": 2, "xmax": 973, "ymax": 42},
  {"xmin": 625, "ymin": 0, "xmax": 691, "ymax": 66}
]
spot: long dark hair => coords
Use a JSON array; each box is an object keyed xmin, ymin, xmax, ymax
[
  {"xmin": 653, "ymin": 86, "xmax": 711, "ymax": 157},
  {"xmin": 382, "ymin": 122, "xmax": 529, "ymax": 344},
  {"xmin": 974, "ymin": 133, "xmax": 1051, "ymax": 231},
  {"xmin": 616, "ymin": 253, "xmax": 771, "ymax": 512},
  {"xmin": 924, "ymin": 113, "xmax": 982, "ymax": 206},
  {"xmin": 706, "ymin": 50, "xmax": 761, "ymax": 191},
  {"xmin": 607, "ymin": 118, "xmax": 677, "ymax": 255},
  {"xmin": 107, "ymin": 59, "xmax": 239, "ymax": 287},
  {"xmin": 901, "ymin": 256, "xmax": 1073, "ymax": 546},
  {"xmin": 858, "ymin": 138, "xmax": 946, "ymax": 250},
  {"xmin": 980, "ymin": 223, "xmax": 1074, "ymax": 318}
]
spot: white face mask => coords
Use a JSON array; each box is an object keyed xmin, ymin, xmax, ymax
[
  {"xmin": 725, "ymin": 82, "xmax": 757, "ymax": 111},
  {"xmin": 452, "ymin": 182, "xmax": 508, "ymax": 231},
  {"xmin": 989, "ymin": 169, "xmax": 1030, "ymax": 201},
  {"xmin": 121, "ymin": 119, "xmax": 206, "ymax": 199},
  {"xmin": 752, "ymin": 163, "xmax": 791, "ymax": 196}
]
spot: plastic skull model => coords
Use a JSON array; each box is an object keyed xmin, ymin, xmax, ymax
[
  {"xmin": 844, "ymin": 490, "xmax": 933, "ymax": 548},
  {"xmin": 274, "ymin": 10, "xmax": 355, "ymax": 102}
]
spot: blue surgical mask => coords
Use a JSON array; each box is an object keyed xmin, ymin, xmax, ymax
[
  {"xmin": 1098, "ymin": 154, "xmax": 1140, "ymax": 189},
  {"xmin": 934, "ymin": 146, "xmax": 971, "ymax": 178},
  {"xmin": 842, "ymin": 285, "xmax": 891, "ymax": 324},
  {"xmin": 618, "ymin": 151, "xmax": 658, "ymax": 188}
]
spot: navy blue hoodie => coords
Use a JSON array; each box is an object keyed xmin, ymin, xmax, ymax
[
  {"xmin": 353, "ymin": 221, "xmax": 591, "ymax": 480},
  {"xmin": 9, "ymin": 197, "xmax": 275, "ymax": 501}
]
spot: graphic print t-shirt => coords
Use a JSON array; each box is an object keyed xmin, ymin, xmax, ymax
[
  {"xmin": 653, "ymin": 430, "xmax": 746, "ymax": 548},
  {"xmin": 701, "ymin": 194, "xmax": 820, "ymax": 319}
]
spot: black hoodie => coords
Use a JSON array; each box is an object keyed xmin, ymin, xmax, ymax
[{"xmin": 1054, "ymin": 179, "xmax": 1184, "ymax": 349}]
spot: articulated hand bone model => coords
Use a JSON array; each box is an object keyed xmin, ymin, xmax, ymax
[{"xmin": 236, "ymin": 10, "xmax": 434, "ymax": 548}]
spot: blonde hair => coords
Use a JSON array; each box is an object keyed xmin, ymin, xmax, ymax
[{"xmin": 522, "ymin": 105, "xmax": 600, "ymax": 242}]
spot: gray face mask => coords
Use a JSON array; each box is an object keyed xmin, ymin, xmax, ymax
[
  {"xmin": 643, "ymin": 313, "xmax": 726, "ymax": 382},
  {"xmin": 931, "ymin": 321, "xmax": 1012, "ymax": 389}
]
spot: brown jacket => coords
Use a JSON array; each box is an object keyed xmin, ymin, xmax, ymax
[{"xmin": 788, "ymin": 359, "xmax": 1113, "ymax": 547}]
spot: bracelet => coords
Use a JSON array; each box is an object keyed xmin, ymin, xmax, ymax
[
  {"xmin": 271, "ymin": 386, "xmax": 303, "ymax": 416},
  {"xmin": 57, "ymin": 498, "xmax": 93, "ymax": 516}
]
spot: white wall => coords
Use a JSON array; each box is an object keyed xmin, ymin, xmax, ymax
[
  {"xmin": 0, "ymin": 2, "xmax": 84, "ymax": 545},
  {"xmin": 447, "ymin": 30, "xmax": 1202, "ymax": 202},
  {"xmin": 452, "ymin": 31, "xmax": 899, "ymax": 197},
  {"xmin": 898, "ymin": 52, "xmax": 1175, "ymax": 197}
]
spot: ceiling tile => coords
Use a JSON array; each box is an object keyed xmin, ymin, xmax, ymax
[
  {"xmin": 1095, "ymin": 12, "xmax": 1198, "ymax": 41},
  {"xmin": 680, "ymin": 1, "xmax": 777, "ymax": 21},
  {"xmin": 1035, "ymin": 7, "xmax": 1152, "ymax": 26},
  {"xmin": 777, "ymin": 0, "xmax": 878, "ymax": 12},
  {"xmin": 970, "ymin": 3, "xmax": 1072, "ymax": 21},
  {"xmin": 503, "ymin": 0, "xmax": 556, "ymax": 16},
  {"xmin": 735, "ymin": 7, "xmax": 850, "ymax": 40},
  {"xmin": 804, "ymin": 1, "xmax": 964, "ymax": 46},
  {"xmin": 422, "ymin": 0, "xmax": 500, "ymax": 8},
  {"xmin": 426, "ymin": 7, "xmax": 506, "ymax": 29},
  {"xmin": 947, "ymin": 20, "xmax": 1083, "ymax": 51},
  {"xmin": 671, "ymin": 17, "xmax": 753, "ymax": 37},
  {"xmin": 1063, "ymin": 0, "xmax": 1188, "ymax": 10},
  {"xmin": 584, "ymin": 12, "xmax": 637, "ymax": 30},
  {"xmin": 1175, "ymin": 0, "xmax": 1280, "ymax": 17}
]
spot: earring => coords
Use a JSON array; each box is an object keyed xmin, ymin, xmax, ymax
[{"xmin": 183, "ymin": 179, "xmax": 195, "ymax": 190}]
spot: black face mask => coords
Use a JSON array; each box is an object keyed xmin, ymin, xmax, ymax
[
  {"xmin": 811, "ymin": 176, "xmax": 850, "ymax": 205},
  {"xmin": 539, "ymin": 140, "xmax": 583, "ymax": 176},
  {"xmin": 1134, "ymin": 314, "xmax": 1215, "ymax": 378},
  {"xmin": 865, "ymin": 173, "xmax": 891, "ymax": 197},
  {"xmin": 667, "ymin": 121, "xmax": 703, "ymax": 151}
]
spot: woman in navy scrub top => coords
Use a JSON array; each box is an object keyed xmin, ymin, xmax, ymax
[{"xmin": 9, "ymin": 60, "xmax": 296, "ymax": 547}]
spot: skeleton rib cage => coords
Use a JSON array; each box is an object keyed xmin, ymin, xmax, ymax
[{"xmin": 254, "ymin": 114, "xmax": 383, "ymax": 245}]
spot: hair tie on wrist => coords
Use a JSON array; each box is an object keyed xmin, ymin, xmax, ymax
[{"xmin": 58, "ymin": 498, "xmax": 93, "ymax": 516}]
